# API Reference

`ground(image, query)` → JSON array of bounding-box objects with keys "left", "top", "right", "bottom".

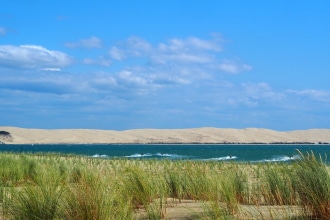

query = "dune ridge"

[{"left": 0, "top": 126, "right": 330, "bottom": 144}]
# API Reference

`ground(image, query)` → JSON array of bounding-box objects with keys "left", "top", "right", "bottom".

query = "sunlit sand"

[{"left": 1, "top": 126, "right": 330, "bottom": 144}]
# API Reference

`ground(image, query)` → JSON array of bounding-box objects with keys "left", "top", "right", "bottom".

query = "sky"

[{"left": 0, "top": 0, "right": 330, "bottom": 131}]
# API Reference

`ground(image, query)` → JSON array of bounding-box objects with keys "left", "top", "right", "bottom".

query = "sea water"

[{"left": 1, "top": 144, "right": 330, "bottom": 163}]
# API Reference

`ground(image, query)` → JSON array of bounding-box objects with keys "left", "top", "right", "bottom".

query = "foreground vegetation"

[{"left": 0, "top": 151, "right": 329, "bottom": 219}]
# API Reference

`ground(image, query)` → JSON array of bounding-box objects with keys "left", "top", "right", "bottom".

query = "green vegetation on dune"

[{"left": 0, "top": 151, "right": 329, "bottom": 219}]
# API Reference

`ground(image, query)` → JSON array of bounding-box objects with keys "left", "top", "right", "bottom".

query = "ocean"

[{"left": 1, "top": 144, "right": 330, "bottom": 163}]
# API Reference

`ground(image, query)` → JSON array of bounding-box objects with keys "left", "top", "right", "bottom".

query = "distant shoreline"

[
  {"left": 2, "top": 142, "right": 330, "bottom": 145},
  {"left": 1, "top": 126, "right": 330, "bottom": 145}
]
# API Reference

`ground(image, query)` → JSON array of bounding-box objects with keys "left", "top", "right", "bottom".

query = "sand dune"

[{"left": 0, "top": 126, "right": 330, "bottom": 144}]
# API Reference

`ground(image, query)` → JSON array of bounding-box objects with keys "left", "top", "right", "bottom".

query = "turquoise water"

[{"left": 1, "top": 144, "right": 330, "bottom": 162}]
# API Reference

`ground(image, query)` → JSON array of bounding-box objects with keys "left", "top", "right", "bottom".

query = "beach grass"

[
  {"left": 292, "top": 150, "right": 330, "bottom": 219},
  {"left": 0, "top": 151, "right": 329, "bottom": 219},
  {"left": 7, "top": 165, "right": 64, "bottom": 219}
]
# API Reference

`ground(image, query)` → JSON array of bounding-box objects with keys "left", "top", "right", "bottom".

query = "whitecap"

[
  {"left": 155, "top": 153, "right": 183, "bottom": 158},
  {"left": 125, "top": 153, "right": 152, "bottom": 158},
  {"left": 91, "top": 154, "right": 108, "bottom": 158},
  {"left": 254, "top": 154, "right": 301, "bottom": 163},
  {"left": 204, "top": 156, "right": 238, "bottom": 161},
  {"left": 156, "top": 153, "right": 190, "bottom": 159},
  {"left": 156, "top": 153, "right": 172, "bottom": 157}
]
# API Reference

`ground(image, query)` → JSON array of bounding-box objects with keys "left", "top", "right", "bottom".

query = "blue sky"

[{"left": 1, "top": 0, "right": 329, "bottom": 130}]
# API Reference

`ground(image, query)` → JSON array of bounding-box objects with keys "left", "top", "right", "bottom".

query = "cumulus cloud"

[
  {"left": 0, "top": 35, "right": 253, "bottom": 108},
  {"left": 109, "top": 37, "right": 152, "bottom": 60},
  {"left": 0, "top": 45, "right": 73, "bottom": 70},
  {"left": 109, "top": 46, "right": 126, "bottom": 60},
  {"left": 107, "top": 35, "right": 250, "bottom": 76},
  {"left": 118, "top": 70, "right": 149, "bottom": 87},
  {"left": 65, "top": 36, "right": 102, "bottom": 48},
  {"left": 126, "top": 37, "right": 152, "bottom": 55},
  {"left": 216, "top": 60, "right": 252, "bottom": 74},
  {"left": 151, "top": 37, "right": 221, "bottom": 65},
  {"left": 109, "top": 36, "right": 221, "bottom": 64},
  {"left": 158, "top": 36, "right": 222, "bottom": 52},
  {"left": 0, "top": 35, "right": 253, "bottom": 109}
]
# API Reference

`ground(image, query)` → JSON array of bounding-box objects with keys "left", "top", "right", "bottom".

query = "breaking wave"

[
  {"left": 125, "top": 153, "right": 153, "bottom": 158},
  {"left": 91, "top": 154, "right": 109, "bottom": 158},
  {"left": 89, "top": 153, "right": 302, "bottom": 163},
  {"left": 254, "top": 154, "right": 301, "bottom": 163},
  {"left": 90, "top": 152, "right": 188, "bottom": 159},
  {"left": 125, "top": 153, "right": 187, "bottom": 159},
  {"left": 204, "top": 156, "right": 238, "bottom": 161}
]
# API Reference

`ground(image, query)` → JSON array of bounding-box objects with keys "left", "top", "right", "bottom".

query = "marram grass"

[
  {"left": 0, "top": 151, "right": 329, "bottom": 219},
  {"left": 292, "top": 150, "right": 330, "bottom": 219},
  {"left": 7, "top": 165, "right": 64, "bottom": 220}
]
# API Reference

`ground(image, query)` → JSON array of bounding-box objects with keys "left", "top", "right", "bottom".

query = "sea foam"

[
  {"left": 255, "top": 154, "right": 301, "bottom": 162},
  {"left": 204, "top": 156, "right": 238, "bottom": 161}
]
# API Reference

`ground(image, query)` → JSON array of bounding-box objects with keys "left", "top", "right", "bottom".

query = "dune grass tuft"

[
  {"left": 292, "top": 150, "right": 330, "bottom": 219},
  {"left": 7, "top": 166, "right": 64, "bottom": 220},
  {"left": 0, "top": 151, "right": 329, "bottom": 219}
]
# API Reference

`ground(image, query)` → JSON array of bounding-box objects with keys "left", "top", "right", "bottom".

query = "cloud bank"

[
  {"left": 0, "top": 45, "right": 73, "bottom": 70},
  {"left": 1, "top": 35, "right": 329, "bottom": 130}
]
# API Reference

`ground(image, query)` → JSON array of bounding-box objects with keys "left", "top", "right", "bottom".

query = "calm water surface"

[{"left": 1, "top": 144, "right": 330, "bottom": 163}]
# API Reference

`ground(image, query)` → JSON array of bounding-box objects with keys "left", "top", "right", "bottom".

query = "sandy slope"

[{"left": 0, "top": 126, "right": 330, "bottom": 144}]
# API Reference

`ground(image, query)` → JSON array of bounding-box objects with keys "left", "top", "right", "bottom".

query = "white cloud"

[
  {"left": 80, "top": 37, "right": 102, "bottom": 48},
  {"left": 65, "top": 36, "right": 102, "bottom": 48},
  {"left": 90, "top": 74, "right": 117, "bottom": 89},
  {"left": 151, "top": 53, "right": 212, "bottom": 64},
  {"left": 287, "top": 89, "right": 330, "bottom": 102},
  {"left": 216, "top": 60, "right": 252, "bottom": 74},
  {"left": 0, "top": 27, "right": 6, "bottom": 35},
  {"left": 108, "top": 35, "right": 224, "bottom": 66},
  {"left": 106, "top": 35, "right": 251, "bottom": 76},
  {"left": 118, "top": 70, "right": 148, "bottom": 86},
  {"left": 151, "top": 36, "right": 222, "bottom": 65},
  {"left": 0, "top": 35, "right": 252, "bottom": 101},
  {"left": 158, "top": 36, "right": 222, "bottom": 52},
  {"left": 218, "top": 62, "right": 239, "bottom": 73},
  {"left": 0, "top": 44, "right": 73, "bottom": 69},
  {"left": 242, "top": 82, "right": 285, "bottom": 101},
  {"left": 41, "top": 68, "right": 61, "bottom": 72},
  {"left": 108, "top": 37, "right": 152, "bottom": 60},
  {"left": 109, "top": 46, "right": 126, "bottom": 60},
  {"left": 0, "top": 35, "right": 250, "bottom": 96},
  {"left": 104, "top": 35, "right": 252, "bottom": 89},
  {"left": 126, "top": 37, "right": 152, "bottom": 54}
]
